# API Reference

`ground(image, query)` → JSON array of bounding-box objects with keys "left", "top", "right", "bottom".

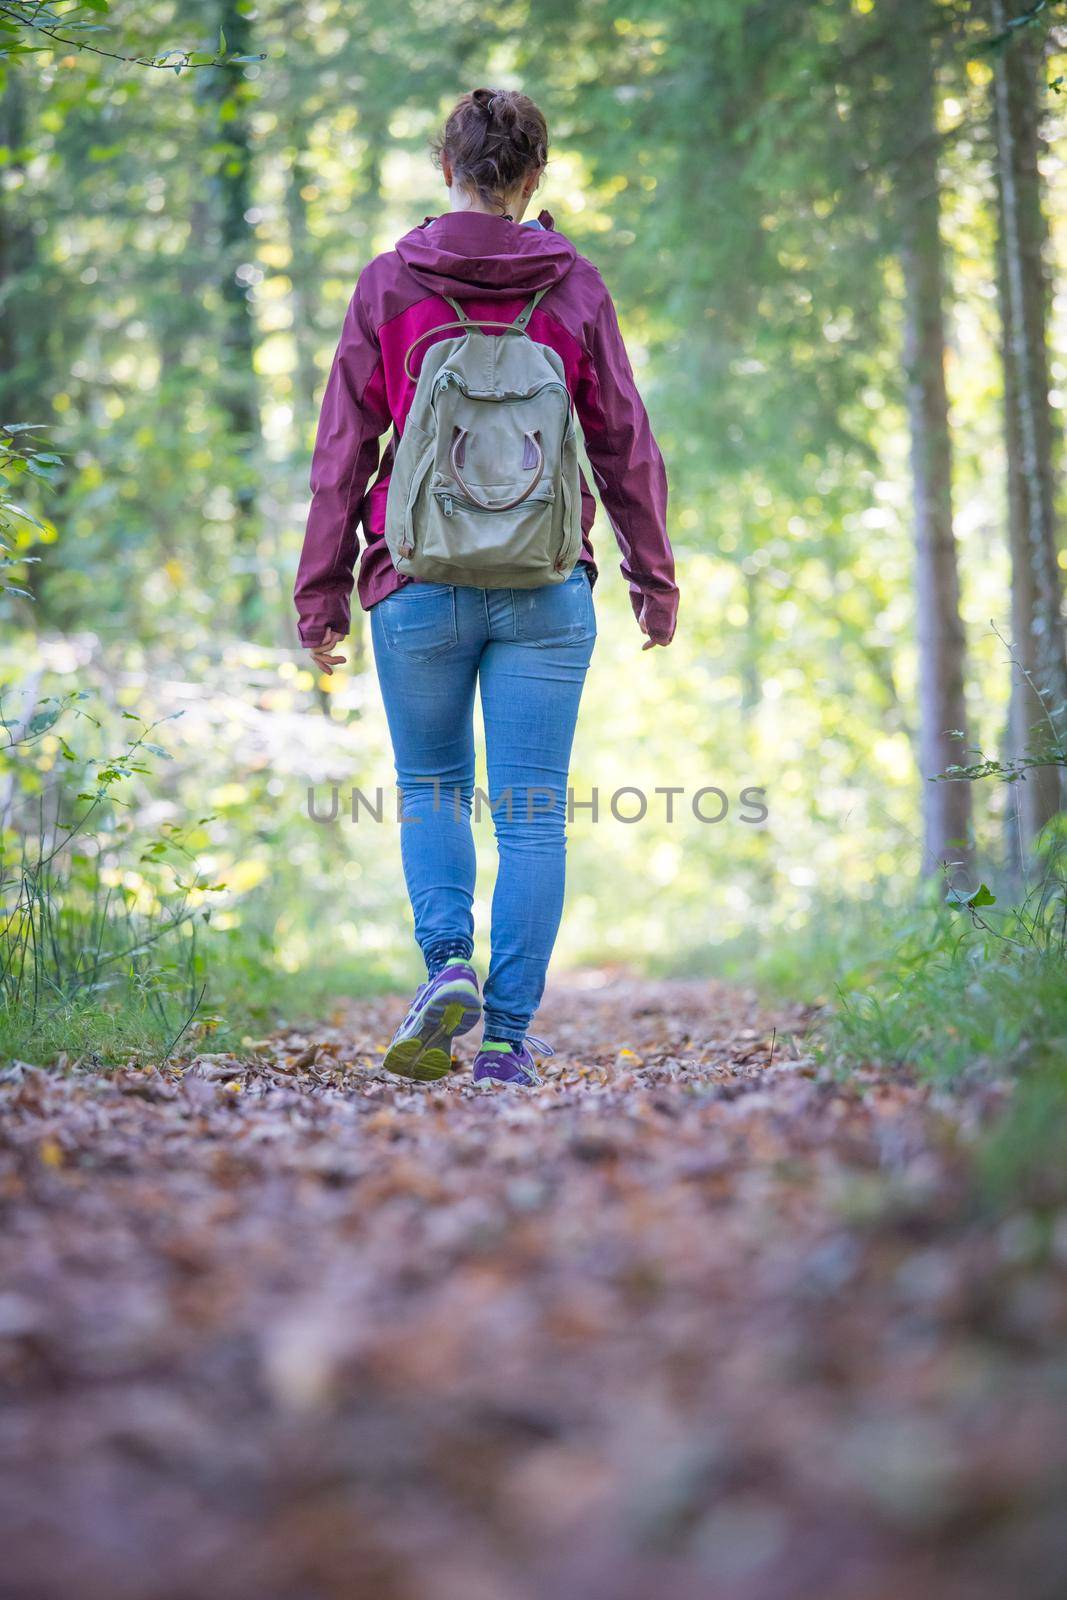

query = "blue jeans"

[{"left": 370, "top": 566, "right": 597, "bottom": 1041}]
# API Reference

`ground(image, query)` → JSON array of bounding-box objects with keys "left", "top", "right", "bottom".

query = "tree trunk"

[
  {"left": 991, "top": 0, "right": 1067, "bottom": 844},
  {"left": 0, "top": 73, "right": 52, "bottom": 437},
  {"left": 997, "top": 166, "right": 1062, "bottom": 861},
  {"left": 0, "top": 74, "right": 31, "bottom": 420},
  {"left": 284, "top": 144, "right": 323, "bottom": 429},
  {"left": 895, "top": 9, "right": 973, "bottom": 882},
  {"left": 0, "top": 73, "right": 56, "bottom": 619},
  {"left": 198, "top": 0, "right": 261, "bottom": 632}
]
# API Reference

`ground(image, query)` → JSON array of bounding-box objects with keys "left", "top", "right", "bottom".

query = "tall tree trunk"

[
  {"left": 0, "top": 74, "right": 32, "bottom": 420},
  {"left": 895, "top": 9, "right": 973, "bottom": 882},
  {"left": 0, "top": 72, "right": 53, "bottom": 430},
  {"left": 284, "top": 143, "right": 323, "bottom": 429},
  {"left": 0, "top": 73, "right": 54, "bottom": 618},
  {"left": 991, "top": 0, "right": 1067, "bottom": 844},
  {"left": 198, "top": 0, "right": 261, "bottom": 632},
  {"left": 997, "top": 167, "right": 1062, "bottom": 861}
]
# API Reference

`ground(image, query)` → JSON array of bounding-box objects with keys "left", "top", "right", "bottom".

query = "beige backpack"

[{"left": 384, "top": 288, "right": 583, "bottom": 588}]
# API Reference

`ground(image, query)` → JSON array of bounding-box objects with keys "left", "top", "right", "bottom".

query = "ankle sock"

[{"left": 424, "top": 939, "right": 474, "bottom": 980}]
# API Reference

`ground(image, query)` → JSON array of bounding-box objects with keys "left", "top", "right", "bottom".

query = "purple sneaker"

[
  {"left": 382, "top": 962, "right": 481, "bottom": 1081},
  {"left": 472, "top": 1034, "right": 554, "bottom": 1088}
]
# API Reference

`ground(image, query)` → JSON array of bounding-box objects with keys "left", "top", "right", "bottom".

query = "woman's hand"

[{"left": 309, "top": 628, "right": 346, "bottom": 675}]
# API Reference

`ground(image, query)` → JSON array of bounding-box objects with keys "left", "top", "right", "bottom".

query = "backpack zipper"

[
  {"left": 436, "top": 485, "right": 554, "bottom": 518},
  {"left": 433, "top": 373, "right": 570, "bottom": 409},
  {"left": 400, "top": 438, "right": 437, "bottom": 557}
]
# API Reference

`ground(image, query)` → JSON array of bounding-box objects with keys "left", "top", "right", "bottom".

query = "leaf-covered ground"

[{"left": 1, "top": 976, "right": 1065, "bottom": 1600}]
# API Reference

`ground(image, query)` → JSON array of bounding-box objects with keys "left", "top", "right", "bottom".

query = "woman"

[{"left": 294, "top": 87, "right": 679, "bottom": 1087}]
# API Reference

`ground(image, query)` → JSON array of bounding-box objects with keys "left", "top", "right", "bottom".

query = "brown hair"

[{"left": 430, "top": 88, "right": 548, "bottom": 213}]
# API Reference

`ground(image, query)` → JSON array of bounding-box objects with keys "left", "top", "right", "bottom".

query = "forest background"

[{"left": 2, "top": 0, "right": 1066, "bottom": 1104}]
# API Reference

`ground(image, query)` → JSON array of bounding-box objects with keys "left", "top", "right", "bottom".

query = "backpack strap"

[
  {"left": 513, "top": 284, "right": 551, "bottom": 331},
  {"left": 404, "top": 317, "right": 523, "bottom": 381},
  {"left": 442, "top": 285, "right": 550, "bottom": 332},
  {"left": 402, "top": 287, "right": 552, "bottom": 381},
  {"left": 442, "top": 294, "right": 472, "bottom": 324}
]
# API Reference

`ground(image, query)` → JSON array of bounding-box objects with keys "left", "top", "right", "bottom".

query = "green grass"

[
  {"left": 651, "top": 875, "right": 1067, "bottom": 1080},
  {"left": 202, "top": 925, "right": 409, "bottom": 1045},
  {"left": 647, "top": 890, "right": 924, "bottom": 1008},
  {"left": 0, "top": 921, "right": 411, "bottom": 1067},
  {"left": 827, "top": 935, "right": 1067, "bottom": 1078},
  {"left": 701, "top": 879, "right": 1067, "bottom": 1212},
  {"left": 0, "top": 992, "right": 187, "bottom": 1067}
]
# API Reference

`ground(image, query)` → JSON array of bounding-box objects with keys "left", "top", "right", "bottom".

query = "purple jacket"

[{"left": 294, "top": 208, "right": 678, "bottom": 647}]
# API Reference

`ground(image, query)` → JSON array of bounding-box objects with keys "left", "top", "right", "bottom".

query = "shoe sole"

[
  {"left": 382, "top": 980, "right": 481, "bottom": 1082},
  {"left": 472, "top": 1069, "right": 540, "bottom": 1089}
]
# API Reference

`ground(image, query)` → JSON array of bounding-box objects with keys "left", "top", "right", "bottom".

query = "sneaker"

[
  {"left": 382, "top": 962, "right": 482, "bottom": 1081},
  {"left": 472, "top": 1034, "right": 554, "bottom": 1088}
]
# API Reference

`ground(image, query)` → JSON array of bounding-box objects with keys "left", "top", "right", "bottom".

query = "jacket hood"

[{"left": 394, "top": 208, "right": 577, "bottom": 300}]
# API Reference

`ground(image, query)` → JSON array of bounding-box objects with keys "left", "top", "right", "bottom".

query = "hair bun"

[{"left": 432, "top": 88, "right": 549, "bottom": 211}]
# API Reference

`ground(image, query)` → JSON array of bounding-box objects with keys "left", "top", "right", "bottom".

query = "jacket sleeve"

[
  {"left": 574, "top": 274, "right": 678, "bottom": 644},
  {"left": 293, "top": 273, "right": 391, "bottom": 648}
]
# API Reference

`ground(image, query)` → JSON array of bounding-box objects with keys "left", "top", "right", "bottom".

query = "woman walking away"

[{"left": 294, "top": 87, "right": 679, "bottom": 1087}]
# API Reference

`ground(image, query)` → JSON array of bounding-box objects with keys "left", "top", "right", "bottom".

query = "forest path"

[{"left": 1, "top": 975, "right": 1063, "bottom": 1600}]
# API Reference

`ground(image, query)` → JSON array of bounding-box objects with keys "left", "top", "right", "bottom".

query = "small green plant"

[{"left": 0, "top": 692, "right": 222, "bottom": 1065}]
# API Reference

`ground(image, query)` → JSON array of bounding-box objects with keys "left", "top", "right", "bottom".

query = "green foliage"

[
  {"left": 979, "top": 1046, "right": 1067, "bottom": 1210},
  {"left": 807, "top": 870, "right": 1067, "bottom": 1210},
  {"left": 978, "top": 0, "right": 1063, "bottom": 57},
  {"left": 0, "top": 1, "right": 265, "bottom": 80},
  {"left": 0, "top": 692, "right": 218, "bottom": 1061},
  {"left": 826, "top": 906, "right": 1067, "bottom": 1078},
  {"left": 0, "top": 424, "right": 59, "bottom": 611}
]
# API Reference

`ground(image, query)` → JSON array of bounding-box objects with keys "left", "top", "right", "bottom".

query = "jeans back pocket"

[
  {"left": 379, "top": 583, "right": 458, "bottom": 661},
  {"left": 511, "top": 566, "right": 596, "bottom": 648}
]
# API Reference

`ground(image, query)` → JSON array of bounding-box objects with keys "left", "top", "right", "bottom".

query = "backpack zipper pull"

[{"left": 442, "top": 494, "right": 453, "bottom": 518}]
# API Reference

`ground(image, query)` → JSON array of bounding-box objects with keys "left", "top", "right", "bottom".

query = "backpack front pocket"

[{"left": 421, "top": 479, "right": 558, "bottom": 577}]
